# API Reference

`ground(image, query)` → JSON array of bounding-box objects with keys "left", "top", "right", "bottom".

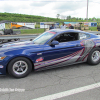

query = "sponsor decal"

[
  {"left": 34, "top": 50, "right": 82, "bottom": 69},
  {"left": 37, "top": 53, "right": 42, "bottom": 55},
  {"left": 49, "top": 31, "right": 56, "bottom": 34},
  {"left": 0, "top": 65, "right": 3, "bottom": 68},
  {"left": 36, "top": 57, "right": 43, "bottom": 62}
]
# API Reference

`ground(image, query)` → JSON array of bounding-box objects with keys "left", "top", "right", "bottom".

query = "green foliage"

[
  {"left": 1, "top": 12, "right": 100, "bottom": 23},
  {"left": 19, "top": 29, "right": 44, "bottom": 34},
  {"left": 0, "top": 12, "right": 62, "bottom": 22}
]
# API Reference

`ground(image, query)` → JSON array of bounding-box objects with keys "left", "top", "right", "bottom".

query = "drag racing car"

[{"left": 0, "top": 29, "right": 100, "bottom": 78}]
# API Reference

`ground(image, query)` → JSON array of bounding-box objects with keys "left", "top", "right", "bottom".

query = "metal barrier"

[
  {"left": 0, "top": 34, "right": 38, "bottom": 39},
  {"left": 0, "top": 34, "right": 39, "bottom": 43}
]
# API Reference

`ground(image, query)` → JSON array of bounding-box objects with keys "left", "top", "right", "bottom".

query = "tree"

[
  {"left": 56, "top": 14, "right": 60, "bottom": 19},
  {"left": 92, "top": 17, "right": 96, "bottom": 21},
  {"left": 67, "top": 16, "right": 71, "bottom": 20}
]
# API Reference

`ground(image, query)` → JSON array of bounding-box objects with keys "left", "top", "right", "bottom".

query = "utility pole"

[{"left": 86, "top": 0, "right": 89, "bottom": 22}]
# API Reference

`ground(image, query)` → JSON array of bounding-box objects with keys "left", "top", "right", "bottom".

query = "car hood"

[
  {"left": 0, "top": 41, "right": 43, "bottom": 51},
  {"left": 0, "top": 41, "right": 33, "bottom": 48}
]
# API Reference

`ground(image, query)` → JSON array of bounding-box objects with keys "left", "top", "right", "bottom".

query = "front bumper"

[
  {"left": 0, "top": 66, "right": 6, "bottom": 75},
  {"left": 0, "top": 60, "right": 8, "bottom": 75}
]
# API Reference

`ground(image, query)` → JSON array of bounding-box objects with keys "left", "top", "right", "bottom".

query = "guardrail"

[{"left": 0, "top": 34, "right": 38, "bottom": 39}]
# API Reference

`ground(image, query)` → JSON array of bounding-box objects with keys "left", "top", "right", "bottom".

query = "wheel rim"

[
  {"left": 92, "top": 50, "right": 100, "bottom": 62},
  {"left": 13, "top": 61, "right": 28, "bottom": 75}
]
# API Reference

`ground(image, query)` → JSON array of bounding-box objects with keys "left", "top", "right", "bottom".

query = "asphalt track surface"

[
  {"left": 0, "top": 38, "right": 100, "bottom": 100},
  {"left": 0, "top": 61, "right": 100, "bottom": 100}
]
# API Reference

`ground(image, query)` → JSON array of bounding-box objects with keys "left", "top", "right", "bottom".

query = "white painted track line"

[{"left": 32, "top": 82, "right": 100, "bottom": 100}]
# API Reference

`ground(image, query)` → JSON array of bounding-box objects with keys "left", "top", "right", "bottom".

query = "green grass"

[
  {"left": 17, "top": 29, "right": 45, "bottom": 34},
  {"left": 89, "top": 27, "right": 97, "bottom": 31}
]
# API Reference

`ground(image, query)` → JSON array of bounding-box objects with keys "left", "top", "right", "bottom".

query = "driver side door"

[{"left": 35, "top": 32, "right": 84, "bottom": 70}]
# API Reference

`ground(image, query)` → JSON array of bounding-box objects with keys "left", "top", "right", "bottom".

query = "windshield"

[{"left": 33, "top": 31, "right": 56, "bottom": 44}]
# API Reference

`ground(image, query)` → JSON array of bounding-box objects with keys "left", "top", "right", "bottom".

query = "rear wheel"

[
  {"left": 8, "top": 57, "right": 32, "bottom": 78},
  {"left": 87, "top": 48, "right": 100, "bottom": 65}
]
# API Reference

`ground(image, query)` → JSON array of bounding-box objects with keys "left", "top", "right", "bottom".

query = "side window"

[
  {"left": 79, "top": 33, "right": 90, "bottom": 40},
  {"left": 55, "top": 32, "right": 78, "bottom": 43}
]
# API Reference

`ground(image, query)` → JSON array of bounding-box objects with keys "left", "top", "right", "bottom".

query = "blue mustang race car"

[{"left": 0, "top": 29, "right": 100, "bottom": 78}]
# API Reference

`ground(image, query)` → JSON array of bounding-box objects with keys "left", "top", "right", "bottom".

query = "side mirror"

[{"left": 50, "top": 40, "right": 59, "bottom": 46}]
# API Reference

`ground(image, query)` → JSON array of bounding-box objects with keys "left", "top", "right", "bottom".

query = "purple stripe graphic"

[{"left": 35, "top": 50, "right": 82, "bottom": 70}]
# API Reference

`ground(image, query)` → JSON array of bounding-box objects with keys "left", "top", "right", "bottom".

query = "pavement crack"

[
  {"left": 24, "top": 82, "right": 63, "bottom": 92},
  {"left": 8, "top": 93, "right": 10, "bottom": 100},
  {"left": 42, "top": 71, "right": 62, "bottom": 85},
  {"left": 90, "top": 70, "right": 100, "bottom": 92}
]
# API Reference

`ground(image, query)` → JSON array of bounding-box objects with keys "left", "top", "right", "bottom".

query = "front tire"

[
  {"left": 8, "top": 57, "right": 32, "bottom": 78},
  {"left": 87, "top": 48, "right": 100, "bottom": 65}
]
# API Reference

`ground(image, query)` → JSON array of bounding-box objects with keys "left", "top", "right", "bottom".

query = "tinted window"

[{"left": 54, "top": 32, "right": 78, "bottom": 43}]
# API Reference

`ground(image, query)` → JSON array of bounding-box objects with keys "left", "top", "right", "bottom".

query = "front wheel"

[
  {"left": 8, "top": 57, "right": 32, "bottom": 78},
  {"left": 87, "top": 48, "right": 100, "bottom": 65}
]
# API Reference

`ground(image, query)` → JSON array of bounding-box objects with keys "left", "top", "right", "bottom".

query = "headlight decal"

[{"left": 0, "top": 57, "right": 6, "bottom": 60}]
